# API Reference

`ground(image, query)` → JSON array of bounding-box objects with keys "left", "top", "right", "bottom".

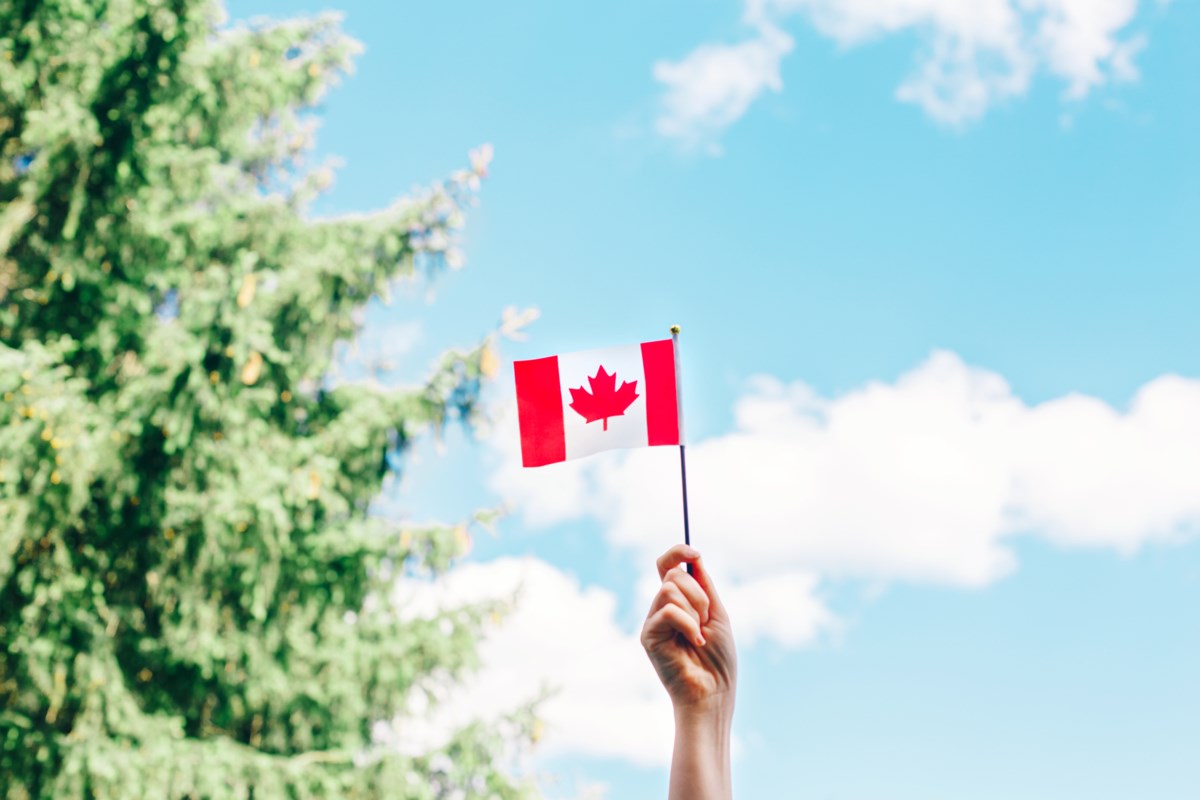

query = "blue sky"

[{"left": 227, "top": 1, "right": 1199, "bottom": 797}]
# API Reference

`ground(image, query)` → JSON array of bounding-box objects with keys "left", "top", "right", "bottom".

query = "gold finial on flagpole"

[{"left": 670, "top": 324, "right": 681, "bottom": 335}]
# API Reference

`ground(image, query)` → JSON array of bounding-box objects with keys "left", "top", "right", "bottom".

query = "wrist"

[
  {"left": 673, "top": 692, "right": 734, "bottom": 763},
  {"left": 673, "top": 691, "right": 735, "bottom": 726}
]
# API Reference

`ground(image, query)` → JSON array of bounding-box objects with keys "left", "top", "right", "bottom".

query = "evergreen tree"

[{"left": 0, "top": 2, "right": 533, "bottom": 796}]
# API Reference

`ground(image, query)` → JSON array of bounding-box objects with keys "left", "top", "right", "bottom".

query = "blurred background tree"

[{"left": 0, "top": 1, "right": 533, "bottom": 797}]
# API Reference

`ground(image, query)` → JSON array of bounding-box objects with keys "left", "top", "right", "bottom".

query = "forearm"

[{"left": 668, "top": 700, "right": 734, "bottom": 800}]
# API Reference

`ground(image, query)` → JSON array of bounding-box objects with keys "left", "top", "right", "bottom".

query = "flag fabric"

[{"left": 514, "top": 339, "right": 681, "bottom": 467}]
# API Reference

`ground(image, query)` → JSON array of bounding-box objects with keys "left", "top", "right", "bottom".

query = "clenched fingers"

[
  {"left": 648, "top": 579, "right": 704, "bottom": 630},
  {"left": 663, "top": 568, "right": 710, "bottom": 626},
  {"left": 642, "top": 602, "right": 706, "bottom": 649},
  {"left": 655, "top": 544, "right": 726, "bottom": 620}
]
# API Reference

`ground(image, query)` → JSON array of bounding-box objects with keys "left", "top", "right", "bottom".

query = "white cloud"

[
  {"left": 387, "top": 556, "right": 677, "bottom": 767},
  {"left": 721, "top": 570, "right": 837, "bottom": 647},
  {"left": 655, "top": 0, "right": 1159, "bottom": 142},
  {"left": 492, "top": 351, "right": 1200, "bottom": 599},
  {"left": 384, "top": 553, "right": 828, "bottom": 767},
  {"left": 1032, "top": 0, "right": 1142, "bottom": 97},
  {"left": 653, "top": 18, "right": 793, "bottom": 153}
]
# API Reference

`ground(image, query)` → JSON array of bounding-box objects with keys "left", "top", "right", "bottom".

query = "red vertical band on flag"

[
  {"left": 514, "top": 355, "right": 567, "bottom": 467},
  {"left": 641, "top": 339, "right": 680, "bottom": 446}
]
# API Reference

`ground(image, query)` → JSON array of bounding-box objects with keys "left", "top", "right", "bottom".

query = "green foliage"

[{"left": 0, "top": 1, "right": 531, "bottom": 797}]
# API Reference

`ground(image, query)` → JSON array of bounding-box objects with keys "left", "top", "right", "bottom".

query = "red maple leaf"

[{"left": 569, "top": 366, "right": 639, "bottom": 431}]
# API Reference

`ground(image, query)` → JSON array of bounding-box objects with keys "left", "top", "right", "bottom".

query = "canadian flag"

[{"left": 514, "top": 339, "right": 681, "bottom": 467}]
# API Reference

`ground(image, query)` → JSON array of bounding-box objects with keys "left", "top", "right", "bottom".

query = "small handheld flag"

[
  {"left": 513, "top": 339, "right": 680, "bottom": 467},
  {"left": 514, "top": 330, "right": 693, "bottom": 568}
]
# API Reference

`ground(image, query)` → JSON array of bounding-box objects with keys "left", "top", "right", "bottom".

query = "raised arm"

[{"left": 641, "top": 545, "right": 737, "bottom": 800}]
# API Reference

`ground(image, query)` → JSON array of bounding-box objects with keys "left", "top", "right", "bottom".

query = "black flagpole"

[{"left": 671, "top": 325, "right": 692, "bottom": 574}]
